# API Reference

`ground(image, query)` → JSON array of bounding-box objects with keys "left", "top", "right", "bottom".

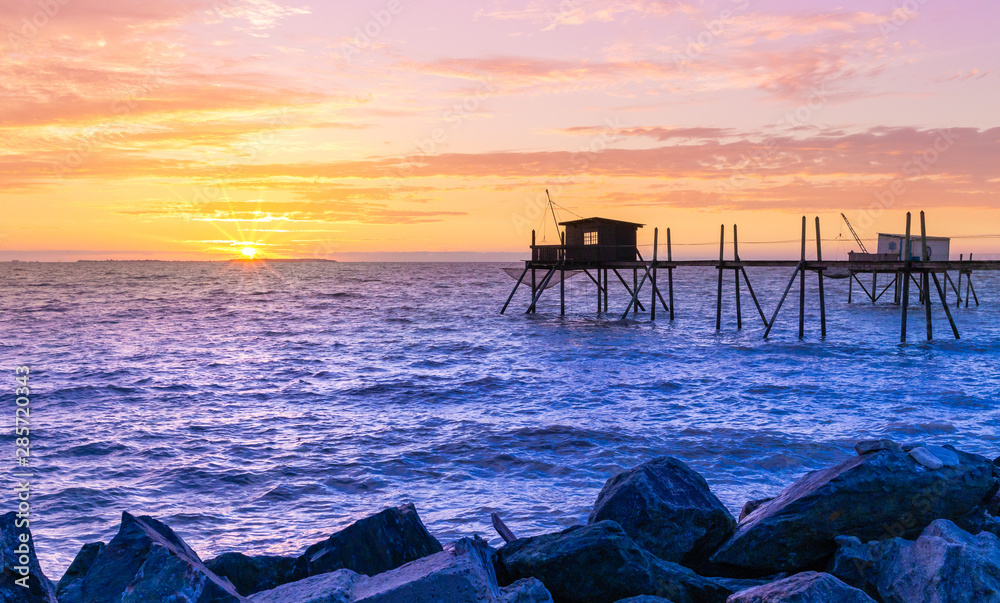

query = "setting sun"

[{"left": 241, "top": 247, "right": 257, "bottom": 259}]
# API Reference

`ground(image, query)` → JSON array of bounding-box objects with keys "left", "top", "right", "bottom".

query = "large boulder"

[
  {"left": 62, "top": 511, "right": 243, "bottom": 603},
  {"left": 55, "top": 542, "right": 105, "bottom": 602},
  {"left": 250, "top": 536, "right": 552, "bottom": 603},
  {"left": 206, "top": 553, "right": 296, "bottom": 596},
  {"left": 495, "top": 521, "right": 730, "bottom": 603},
  {"left": 710, "top": 446, "right": 998, "bottom": 574},
  {"left": 0, "top": 511, "right": 58, "bottom": 603},
  {"left": 588, "top": 457, "right": 736, "bottom": 567},
  {"left": 834, "top": 519, "right": 1000, "bottom": 603},
  {"left": 293, "top": 503, "right": 442, "bottom": 579},
  {"left": 726, "top": 571, "right": 875, "bottom": 602},
  {"left": 612, "top": 597, "right": 675, "bottom": 603}
]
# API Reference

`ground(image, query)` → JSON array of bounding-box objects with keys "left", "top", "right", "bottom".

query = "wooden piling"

[
  {"left": 560, "top": 231, "right": 566, "bottom": 316},
  {"left": 920, "top": 211, "right": 932, "bottom": 340},
  {"left": 815, "top": 217, "right": 827, "bottom": 338},
  {"left": 603, "top": 268, "right": 608, "bottom": 312},
  {"left": 798, "top": 216, "right": 806, "bottom": 339},
  {"left": 716, "top": 224, "right": 724, "bottom": 330},
  {"left": 531, "top": 230, "right": 537, "bottom": 313},
  {"left": 734, "top": 224, "right": 742, "bottom": 330},
  {"left": 667, "top": 228, "right": 675, "bottom": 320},
  {"left": 901, "top": 212, "right": 912, "bottom": 342},
  {"left": 650, "top": 229, "right": 658, "bottom": 321}
]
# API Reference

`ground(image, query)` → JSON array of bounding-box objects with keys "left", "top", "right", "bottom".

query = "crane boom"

[{"left": 840, "top": 212, "right": 869, "bottom": 254}]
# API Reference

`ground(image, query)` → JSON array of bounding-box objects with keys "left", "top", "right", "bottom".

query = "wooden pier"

[{"left": 500, "top": 211, "right": 999, "bottom": 341}]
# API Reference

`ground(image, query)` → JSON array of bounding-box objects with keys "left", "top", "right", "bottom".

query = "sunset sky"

[{"left": 2, "top": 0, "right": 998, "bottom": 260}]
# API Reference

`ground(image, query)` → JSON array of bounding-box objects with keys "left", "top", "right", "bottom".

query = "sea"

[{"left": 2, "top": 260, "right": 999, "bottom": 577}]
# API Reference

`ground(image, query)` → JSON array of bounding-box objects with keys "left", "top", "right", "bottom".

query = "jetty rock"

[
  {"left": 58, "top": 511, "right": 243, "bottom": 603},
  {"left": 250, "top": 536, "right": 552, "bottom": 603},
  {"left": 495, "top": 520, "right": 731, "bottom": 603},
  {"left": 54, "top": 541, "right": 104, "bottom": 602},
  {"left": 588, "top": 456, "right": 736, "bottom": 567},
  {"left": 206, "top": 552, "right": 297, "bottom": 597},
  {"left": 0, "top": 512, "right": 58, "bottom": 603},
  {"left": 710, "top": 444, "right": 998, "bottom": 574},
  {"left": 292, "top": 503, "right": 442, "bottom": 580},
  {"left": 726, "top": 571, "right": 875, "bottom": 603},
  {"left": 829, "top": 519, "right": 1000, "bottom": 602}
]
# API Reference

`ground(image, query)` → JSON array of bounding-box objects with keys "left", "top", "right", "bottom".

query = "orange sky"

[{"left": 2, "top": 0, "right": 999, "bottom": 261}]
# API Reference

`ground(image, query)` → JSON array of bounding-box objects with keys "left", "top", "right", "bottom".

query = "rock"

[
  {"left": 710, "top": 447, "right": 999, "bottom": 575},
  {"left": 588, "top": 457, "right": 736, "bottom": 566},
  {"left": 726, "top": 571, "right": 876, "bottom": 602},
  {"left": 293, "top": 503, "right": 442, "bottom": 579},
  {"left": 495, "top": 521, "right": 730, "bottom": 603},
  {"left": 739, "top": 499, "right": 773, "bottom": 522},
  {"left": 0, "top": 511, "right": 58, "bottom": 603},
  {"left": 872, "top": 519, "right": 1000, "bottom": 602},
  {"left": 64, "top": 511, "right": 242, "bottom": 603},
  {"left": 854, "top": 439, "right": 902, "bottom": 455},
  {"left": 909, "top": 446, "right": 944, "bottom": 469},
  {"left": 206, "top": 552, "right": 296, "bottom": 596},
  {"left": 994, "top": 455, "right": 1000, "bottom": 467},
  {"left": 251, "top": 536, "right": 552, "bottom": 603},
  {"left": 612, "top": 597, "right": 675, "bottom": 603},
  {"left": 248, "top": 570, "right": 357, "bottom": 603},
  {"left": 901, "top": 442, "right": 926, "bottom": 452},
  {"left": 55, "top": 542, "right": 105, "bottom": 602},
  {"left": 989, "top": 491, "right": 1000, "bottom": 517}
]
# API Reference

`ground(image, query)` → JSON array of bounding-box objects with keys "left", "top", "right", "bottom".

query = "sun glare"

[{"left": 241, "top": 247, "right": 257, "bottom": 259}]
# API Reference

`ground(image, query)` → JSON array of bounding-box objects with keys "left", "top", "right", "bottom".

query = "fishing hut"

[{"left": 501, "top": 199, "right": 999, "bottom": 342}]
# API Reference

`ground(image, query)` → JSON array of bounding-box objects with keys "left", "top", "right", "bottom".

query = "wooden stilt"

[
  {"left": 848, "top": 270, "right": 853, "bottom": 303},
  {"left": 815, "top": 217, "right": 826, "bottom": 338},
  {"left": 622, "top": 261, "right": 656, "bottom": 318},
  {"left": 612, "top": 268, "right": 645, "bottom": 311},
  {"left": 734, "top": 224, "right": 742, "bottom": 330},
  {"left": 667, "top": 228, "right": 675, "bottom": 321},
  {"left": 894, "top": 271, "right": 901, "bottom": 305},
  {"left": 741, "top": 267, "right": 767, "bottom": 327},
  {"left": 901, "top": 212, "right": 912, "bottom": 342},
  {"left": 764, "top": 262, "right": 802, "bottom": 339},
  {"left": 931, "top": 272, "right": 960, "bottom": 339},
  {"left": 527, "top": 266, "right": 557, "bottom": 313},
  {"left": 716, "top": 224, "right": 724, "bottom": 330},
  {"left": 530, "top": 230, "right": 537, "bottom": 313},
  {"left": 500, "top": 265, "right": 529, "bottom": 314},
  {"left": 632, "top": 267, "right": 638, "bottom": 315},
  {"left": 559, "top": 232, "right": 565, "bottom": 316},
  {"left": 798, "top": 216, "right": 806, "bottom": 339},
  {"left": 603, "top": 268, "right": 608, "bottom": 312},
  {"left": 920, "top": 211, "right": 932, "bottom": 340},
  {"left": 651, "top": 228, "right": 658, "bottom": 321},
  {"left": 872, "top": 271, "right": 877, "bottom": 305}
]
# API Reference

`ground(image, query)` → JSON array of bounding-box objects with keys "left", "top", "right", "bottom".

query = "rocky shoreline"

[{"left": 4, "top": 440, "right": 1000, "bottom": 602}]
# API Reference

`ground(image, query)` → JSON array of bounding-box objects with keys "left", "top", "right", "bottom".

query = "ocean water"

[{"left": 2, "top": 260, "right": 999, "bottom": 577}]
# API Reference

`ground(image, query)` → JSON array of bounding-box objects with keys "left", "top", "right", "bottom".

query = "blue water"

[{"left": 2, "top": 261, "right": 999, "bottom": 578}]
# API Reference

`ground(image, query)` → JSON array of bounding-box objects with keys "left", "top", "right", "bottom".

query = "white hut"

[{"left": 877, "top": 233, "right": 950, "bottom": 261}]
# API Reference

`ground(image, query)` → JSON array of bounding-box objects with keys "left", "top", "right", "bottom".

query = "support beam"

[
  {"left": 734, "top": 224, "right": 742, "bottom": 330},
  {"left": 764, "top": 262, "right": 803, "bottom": 339},
  {"left": 667, "top": 228, "right": 675, "bottom": 320},
  {"left": 527, "top": 266, "right": 557, "bottom": 313},
  {"left": 611, "top": 269, "right": 645, "bottom": 311},
  {"left": 650, "top": 228, "right": 659, "bottom": 321},
  {"left": 716, "top": 224, "right": 724, "bottom": 330},
  {"left": 920, "top": 211, "right": 932, "bottom": 340},
  {"left": 931, "top": 272, "right": 961, "bottom": 339},
  {"left": 815, "top": 217, "right": 826, "bottom": 338},
  {"left": 901, "top": 212, "right": 912, "bottom": 342},
  {"left": 798, "top": 216, "right": 806, "bottom": 339},
  {"left": 500, "top": 265, "right": 529, "bottom": 314}
]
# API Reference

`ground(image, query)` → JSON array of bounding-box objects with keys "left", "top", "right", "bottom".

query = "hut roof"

[{"left": 558, "top": 217, "right": 645, "bottom": 228}]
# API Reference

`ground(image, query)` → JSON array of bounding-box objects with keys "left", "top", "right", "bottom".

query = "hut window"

[{"left": 583, "top": 231, "right": 598, "bottom": 245}]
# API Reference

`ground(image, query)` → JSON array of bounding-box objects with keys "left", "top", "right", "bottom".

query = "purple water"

[{"left": 2, "top": 260, "right": 999, "bottom": 578}]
